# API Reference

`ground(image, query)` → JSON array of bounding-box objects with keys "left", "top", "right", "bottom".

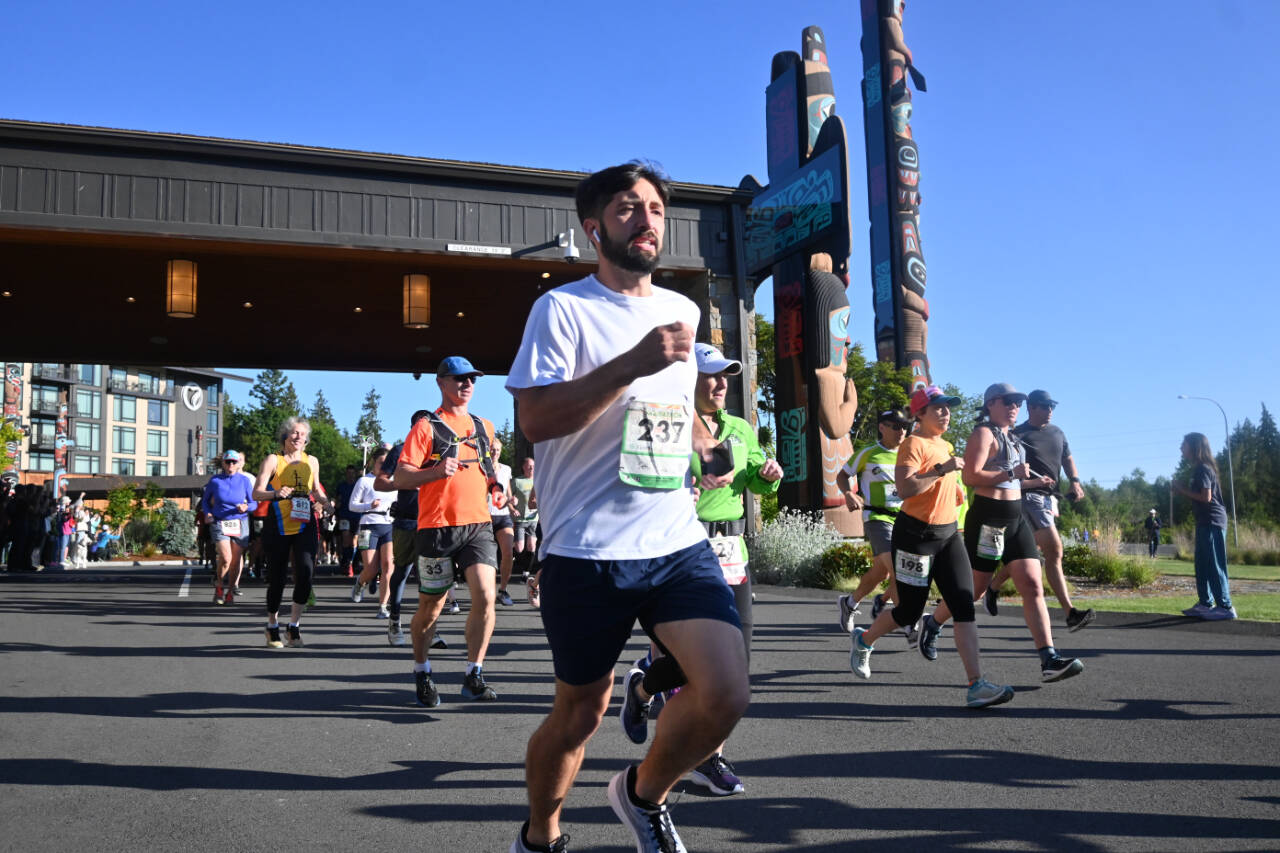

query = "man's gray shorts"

[
  {"left": 1022, "top": 491, "right": 1059, "bottom": 532},
  {"left": 865, "top": 519, "right": 894, "bottom": 556}
]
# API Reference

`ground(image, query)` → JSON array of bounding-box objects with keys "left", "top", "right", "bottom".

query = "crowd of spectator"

[{"left": 0, "top": 484, "right": 120, "bottom": 571}]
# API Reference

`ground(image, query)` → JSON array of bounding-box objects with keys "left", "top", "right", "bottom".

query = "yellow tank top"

[{"left": 268, "top": 453, "right": 316, "bottom": 535}]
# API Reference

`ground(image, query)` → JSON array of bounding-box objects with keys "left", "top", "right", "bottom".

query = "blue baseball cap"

[{"left": 436, "top": 356, "right": 484, "bottom": 378}]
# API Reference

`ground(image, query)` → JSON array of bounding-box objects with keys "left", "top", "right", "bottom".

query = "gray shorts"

[
  {"left": 1021, "top": 491, "right": 1059, "bottom": 531},
  {"left": 864, "top": 519, "right": 894, "bottom": 556}
]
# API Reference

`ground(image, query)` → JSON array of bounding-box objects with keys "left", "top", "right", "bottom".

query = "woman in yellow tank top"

[{"left": 252, "top": 416, "right": 331, "bottom": 648}]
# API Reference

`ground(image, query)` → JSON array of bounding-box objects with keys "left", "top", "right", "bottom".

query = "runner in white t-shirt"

[{"left": 506, "top": 162, "right": 748, "bottom": 853}]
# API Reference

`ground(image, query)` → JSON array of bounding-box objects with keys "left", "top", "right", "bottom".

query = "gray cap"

[{"left": 983, "top": 382, "right": 1028, "bottom": 407}]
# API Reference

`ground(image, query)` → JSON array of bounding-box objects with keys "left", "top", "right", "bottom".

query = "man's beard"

[{"left": 597, "top": 222, "right": 661, "bottom": 274}]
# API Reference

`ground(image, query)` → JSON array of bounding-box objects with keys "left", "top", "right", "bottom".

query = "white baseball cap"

[{"left": 694, "top": 343, "right": 742, "bottom": 375}]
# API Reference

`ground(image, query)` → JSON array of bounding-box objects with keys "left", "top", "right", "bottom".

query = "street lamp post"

[
  {"left": 356, "top": 434, "right": 376, "bottom": 470},
  {"left": 1177, "top": 395, "right": 1239, "bottom": 548}
]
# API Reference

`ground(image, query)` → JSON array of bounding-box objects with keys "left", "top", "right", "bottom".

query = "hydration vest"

[{"left": 423, "top": 411, "right": 497, "bottom": 482}]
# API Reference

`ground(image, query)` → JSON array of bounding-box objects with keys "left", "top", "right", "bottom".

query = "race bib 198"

[
  {"left": 417, "top": 555, "right": 453, "bottom": 594},
  {"left": 619, "top": 400, "right": 691, "bottom": 489},
  {"left": 708, "top": 534, "right": 749, "bottom": 585},
  {"left": 977, "top": 523, "right": 1006, "bottom": 560},
  {"left": 894, "top": 549, "right": 932, "bottom": 587}
]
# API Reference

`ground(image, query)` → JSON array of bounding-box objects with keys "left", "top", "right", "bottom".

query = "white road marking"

[{"left": 179, "top": 565, "right": 192, "bottom": 598}]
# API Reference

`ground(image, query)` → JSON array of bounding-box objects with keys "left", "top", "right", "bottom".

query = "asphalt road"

[{"left": 1, "top": 567, "right": 1278, "bottom": 852}]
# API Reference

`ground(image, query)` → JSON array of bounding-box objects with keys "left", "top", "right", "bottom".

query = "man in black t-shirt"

[{"left": 1007, "top": 390, "right": 1095, "bottom": 632}]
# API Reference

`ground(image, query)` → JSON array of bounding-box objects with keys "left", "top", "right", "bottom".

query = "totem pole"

[
  {"left": 2, "top": 363, "right": 22, "bottom": 479},
  {"left": 743, "top": 25, "right": 859, "bottom": 534},
  {"left": 860, "top": 0, "right": 931, "bottom": 388},
  {"left": 52, "top": 394, "right": 71, "bottom": 499}
]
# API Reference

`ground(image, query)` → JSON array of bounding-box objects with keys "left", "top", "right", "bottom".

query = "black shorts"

[
  {"left": 538, "top": 541, "right": 740, "bottom": 686},
  {"left": 414, "top": 522, "right": 498, "bottom": 594},
  {"left": 965, "top": 494, "right": 1040, "bottom": 572},
  {"left": 490, "top": 514, "right": 514, "bottom": 532}
]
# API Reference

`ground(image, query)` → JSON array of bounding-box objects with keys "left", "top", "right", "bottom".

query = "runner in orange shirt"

[{"left": 394, "top": 356, "right": 501, "bottom": 706}]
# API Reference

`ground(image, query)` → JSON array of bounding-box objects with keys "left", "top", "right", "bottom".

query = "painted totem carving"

[
  {"left": 3, "top": 363, "right": 23, "bottom": 475},
  {"left": 745, "top": 25, "right": 858, "bottom": 529},
  {"left": 861, "top": 0, "right": 931, "bottom": 388}
]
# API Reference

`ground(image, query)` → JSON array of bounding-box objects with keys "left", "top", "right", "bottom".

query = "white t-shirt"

[
  {"left": 506, "top": 275, "right": 706, "bottom": 560},
  {"left": 348, "top": 473, "right": 396, "bottom": 527},
  {"left": 488, "top": 462, "right": 512, "bottom": 517}
]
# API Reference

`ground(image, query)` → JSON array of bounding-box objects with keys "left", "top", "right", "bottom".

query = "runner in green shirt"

[
  {"left": 618, "top": 343, "right": 780, "bottom": 798},
  {"left": 835, "top": 409, "right": 913, "bottom": 635}
]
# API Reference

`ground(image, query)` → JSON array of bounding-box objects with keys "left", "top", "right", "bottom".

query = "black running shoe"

[
  {"left": 1041, "top": 655, "right": 1084, "bottom": 683},
  {"left": 430, "top": 633, "right": 449, "bottom": 650},
  {"left": 498, "top": 588, "right": 514, "bottom": 607},
  {"left": 461, "top": 671, "right": 497, "bottom": 701},
  {"left": 619, "top": 667, "right": 651, "bottom": 745},
  {"left": 918, "top": 615, "right": 941, "bottom": 662},
  {"left": 286, "top": 625, "right": 303, "bottom": 648},
  {"left": 264, "top": 625, "right": 283, "bottom": 648},
  {"left": 870, "top": 593, "right": 886, "bottom": 620},
  {"left": 510, "top": 821, "right": 570, "bottom": 853},
  {"left": 415, "top": 670, "right": 440, "bottom": 707},
  {"left": 984, "top": 585, "right": 999, "bottom": 617},
  {"left": 1066, "top": 607, "right": 1096, "bottom": 632}
]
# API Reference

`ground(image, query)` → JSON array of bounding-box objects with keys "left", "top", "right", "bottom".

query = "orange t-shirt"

[
  {"left": 399, "top": 410, "right": 495, "bottom": 530},
  {"left": 897, "top": 434, "right": 961, "bottom": 526}
]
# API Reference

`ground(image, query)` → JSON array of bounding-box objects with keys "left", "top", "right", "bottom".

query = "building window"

[
  {"left": 76, "top": 364, "right": 103, "bottom": 386},
  {"left": 147, "top": 400, "right": 169, "bottom": 426},
  {"left": 113, "top": 458, "right": 135, "bottom": 476},
  {"left": 73, "top": 455, "right": 100, "bottom": 474},
  {"left": 147, "top": 460, "right": 168, "bottom": 477},
  {"left": 75, "top": 422, "right": 102, "bottom": 453},
  {"left": 137, "top": 371, "right": 163, "bottom": 395},
  {"left": 112, "top": 426, "right": 135, "bottom": 454},
  {"left": 31, "top": 383, "right": 60, "bottom": 411},
  {"left": 109, "top": 367, "right": 127, "bottom": 388},
  {"left": 30, "top": 452, "right": 55, "bottom": 472},
  {"left": 206, "top": 383, "right": 219, "bottom": 407},
  {"left": 205, "top": 437, "right": 219, "bottom": 459},
  {"left": 75, "top": 388, "right": 102, "bottom": 420},
  {"left": 114, "top": 396, "right": 136, "bottom": 423},
  {"left": 30, "top": 418, "right": 57, "bottom": 447},
  {"left": 207, "top": 410, "right": 219, "bottom": 434},
  {"left": 146, "top": 430, "right": 168, "bottom": 457}
]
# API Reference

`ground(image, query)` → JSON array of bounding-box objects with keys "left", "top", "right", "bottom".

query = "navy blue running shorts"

[{"left": 538, "top": 540, "right": 741, "bottom": 686}]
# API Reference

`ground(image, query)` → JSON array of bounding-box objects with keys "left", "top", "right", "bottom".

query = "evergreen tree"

[
  {"left": 310, "top": 389, "right": 336, "bottom": 426},
  {"left": 355, "top": 387, "right": 383, "bottom": 447},
  {"left": 249, "top": 368, "right": 301, "bottom": 414}
]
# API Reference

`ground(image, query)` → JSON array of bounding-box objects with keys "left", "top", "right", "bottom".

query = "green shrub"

[
  {"left": 1088, "top": 554, "right": 1125, "bottom": 585},
  {"left": 123, "top": 518, "right": 154, "bottom": 552},
  {"left": 140, "top": 543, "right": 159, "bottom": 558},
  {"left": 1121, "top": 559, "right": 1157, "bottom": 588},
  {"left": 748, "top": 509, "right": 842, "bottom": 587},
  {"left": 156, "top": 500, "right": 196, "bottom": 557},
  {"left": 1062, "top": 544, "right": 1093, "bottom": 575},
  {"left": 758, "top": 491, "right": 779, "bottom": 524},
  {"left": 818, "top": 541, "right": 874, "bottom": 589}
]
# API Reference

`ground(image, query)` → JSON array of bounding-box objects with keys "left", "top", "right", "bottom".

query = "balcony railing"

[
  {"left": 28, "top": 432, "right": 59, "bottom": 451},
  {"left": 32, "top": 364, "right": 73, "bottom": 383},
  {"left": 31, "top": 399, "right": 69, "bottom": 417},
  {"left": 107, "top": 377, "right": 174, "bottom": 400}
]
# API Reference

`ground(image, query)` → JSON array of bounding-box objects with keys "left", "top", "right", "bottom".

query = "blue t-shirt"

[
  {"left": 381, "top": 443, "right": 418, "bottom": 529},
  {"left": 1189, "top": 463, "right": 1228, "bottom": 528}
]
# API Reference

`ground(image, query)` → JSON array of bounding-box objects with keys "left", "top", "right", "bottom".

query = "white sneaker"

[
  {"left": 387, "top": 621, "right": 406, "bottom": 647},
  {"left": 350, "top": 580, "right": 364, "bottom": 604},
  {"left": 837, "top": 594, "right": 859, "bottom": 633},
  {"left": 1202, "top": 605, "right": 1238, "bottom": 621},
  {"left": 850, "top": 628, "right": 874, "bottom": 679}
]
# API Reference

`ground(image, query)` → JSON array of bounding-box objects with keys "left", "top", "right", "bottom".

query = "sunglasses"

[
  {"left": 1030, "top": 402, "right": 1056, "bottom": 411},
  {"left": 995, "top": 395, "right": 1022, "bottom": 407},
  {"left": 883, "top": 422, "right": 907, "bottom": 430},
  {"left": 449, "top": 375, "right": 477, "bottom": 385}
]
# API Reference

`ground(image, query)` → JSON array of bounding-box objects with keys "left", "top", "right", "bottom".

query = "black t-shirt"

[
  {"left": 335, "top": 479, "right": 360, "bottom": 521},
  {"left": 1189, "top": 463, "right": 1228, "bottom": 528},
  {"left": 381, "top": 443, "right": 418, "bottom": 522},
  {"left": 1012, "top": 422, "right": 1071, "bottom": 494}
]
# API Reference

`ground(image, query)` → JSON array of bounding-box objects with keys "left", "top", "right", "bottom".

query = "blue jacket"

[{"left": 201, "top": 472, "right": 258, "bottom": 522}]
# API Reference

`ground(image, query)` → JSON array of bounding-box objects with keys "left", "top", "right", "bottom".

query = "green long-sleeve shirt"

[{"left": 690, "top": 408, "right": 780, "bottom": 522}]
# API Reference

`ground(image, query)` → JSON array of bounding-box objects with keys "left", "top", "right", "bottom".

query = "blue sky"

[{"left": 7, "top": 1, "right": 1278, "bottom": 489}]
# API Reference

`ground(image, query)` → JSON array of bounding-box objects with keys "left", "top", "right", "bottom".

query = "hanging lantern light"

[
  {"left": 166, "top": 260, "right": 198, "bottom": 318},
  {"left": 403, "top": 273, "right": 431, "bottom": 329}
]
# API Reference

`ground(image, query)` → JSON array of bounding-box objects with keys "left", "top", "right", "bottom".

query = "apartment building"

[{"left": 3, "top": 362, "right": 248, "bottom": 484}]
